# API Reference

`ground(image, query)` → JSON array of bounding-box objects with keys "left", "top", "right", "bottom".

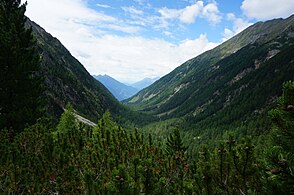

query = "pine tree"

[
  {"left": 267, "top": 81, "right": 294, "bottom": 193},
  {"left": 270, "top": 81, "right": 294, "bottom": 152},
  {"left": 0, "top": 0, "right": 42, "bottom": 134},
  {"left": 166, "top": 128, "right": 188, "bottom": 156}
]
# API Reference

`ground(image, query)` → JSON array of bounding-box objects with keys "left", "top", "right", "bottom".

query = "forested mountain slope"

[
  {"left": 29, "top": 19, "right": 155, "bottom": 125},
  {"left": 27, "top": 19, "right": 124, "bottom": 123},
  {"left": 124, "top": 15, "right": 294, "bottom": 131}
]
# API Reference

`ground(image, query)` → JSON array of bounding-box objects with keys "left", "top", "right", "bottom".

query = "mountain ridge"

[
  {"left": 27, "top": 19, "right": 133, "bottom": 124},
  {"left": 124, "top": 14, "right": 294, "bottom": 133}
]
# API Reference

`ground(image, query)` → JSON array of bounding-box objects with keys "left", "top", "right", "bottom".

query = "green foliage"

[
  {"left": 265, "top": 81, "right": 294, "bottom": 194},
  {"left": 0, "top": 109, "right": 269, "bottom": 194},
  {"left": 270, "top": 81, "right": 294, "bottom": 151},
  {"left": 0, "top": 5, "right": 293, "bottom": 193},
  {"left": 0, "top": 0, "right": 42, "bottom": 133},
  {"left": 56, "top": 103, "right": 76, "bottom": 130},
  {"left": 0, "top": 81, "right": 291, "bottom": 193},
  {"left": 166, "top": 127, "right": 187, "bottom": 155},
  {"left": 124, "top": 16, "right": 294, "bottom": 154}
]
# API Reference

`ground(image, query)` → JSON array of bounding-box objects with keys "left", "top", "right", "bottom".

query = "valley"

[
  {"left": 123, "top": 15, "right": 294, "bottom": 149},
  {"left": 0, "top": 0, "right": 293, "bottom": 194}
]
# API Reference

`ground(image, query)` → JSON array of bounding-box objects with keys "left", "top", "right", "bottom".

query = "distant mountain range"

[
  {"left": 131, "top": 77, "right": 159, "bottom": 90},
  {"left": 93, "top": 75, "right": 139, "bottom": 101},
  {"left": 94, "top": 75, "right": 158, "bottom": 101}
]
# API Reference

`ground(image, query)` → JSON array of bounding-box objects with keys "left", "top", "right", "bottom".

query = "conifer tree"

[
  {"left": 166, "top": 128, "right": 188, "bottom": 155},
  {"left": 0, "top": 0, "right": 42, "bottom": 134},
  {"left": 267, "top": 81, "right": 294, "bottom": 193}
]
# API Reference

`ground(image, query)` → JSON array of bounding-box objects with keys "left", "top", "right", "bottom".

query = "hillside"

[
  {"left": 27, "top": 19, "right": 121, "bottom": 122},
  {"left": 124, "top": 15, "right": 294, "bottom": 133},
  {"left": 26, "top": 19, "right": 154, "bottom": 125},
  {"left": 93, "top": 75, "right": 139, "bottom": 101}
]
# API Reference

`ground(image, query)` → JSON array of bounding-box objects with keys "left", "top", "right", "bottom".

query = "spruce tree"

[{"left": 0, "top": 0, "right": 42, "bottom": 134}]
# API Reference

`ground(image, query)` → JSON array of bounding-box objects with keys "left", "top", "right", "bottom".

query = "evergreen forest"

[{"left": 0, "top": 0, "right": 293, "bottom": 194}]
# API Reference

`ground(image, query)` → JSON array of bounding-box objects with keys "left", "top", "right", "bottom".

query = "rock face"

[
  {"left": 27, "top": 19, "right": 121, "bottom": 122},
  {"left": 124, "top": 15, "right": 294, "bottom": 129}
]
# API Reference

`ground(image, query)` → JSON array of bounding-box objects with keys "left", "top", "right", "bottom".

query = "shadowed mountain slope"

[{"left": 28, "top": 19, "right": 153, "bottom": 125}]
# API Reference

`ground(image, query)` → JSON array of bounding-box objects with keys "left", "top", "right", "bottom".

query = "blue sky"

[
  {"left": 24, "top": 0, "right": 294, "bottom": 83},
  {"left": 90, "top": 0, "right": 244, "bottom": 42}
]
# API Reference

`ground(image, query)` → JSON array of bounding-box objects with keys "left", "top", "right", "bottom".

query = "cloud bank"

[{"left": 241, "top": 0, "right": 294, "bottom": 20}]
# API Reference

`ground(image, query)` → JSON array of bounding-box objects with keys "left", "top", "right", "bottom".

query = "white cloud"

[
  {"left": 233, "top": 14, "right": 252, "bottom": 32},
  {"left": 179, "top": 34, "right": 219, "bottom": 59},
  {"left": 180, "top": 2, "right": 204, "bottom": 24},
  {"left": 122, "top": 6, "right": 144, "bottom": 15},
  {"left": 163, "top": 31, "right": 172, "bottom": 36},
  {"left": 24, "top": 0, "right": 116, "bottom": 38},
  {"left": 133, "top": 0, "right": 152, "bottom": 8},
  {"left": 103, "top": 24, "right": 142, "bottom": 34},
  {"left": 226, "top": 13, "right": 235, "bottom": 21},
  {"left": 229, "top": 14, "right": 252, "bottom": 33},
  {"left": 96, "top": 3, "right": 111, "bottom": 8},
  {"left": 222, "top": 13, "right": 252, "bottom": 41},
  {"left": 158, "top": 7, "right": 181, "bottom": 19},
  {"left": 241, "top": 0, "right": 294, "bottom": 20},
  {"left": 158, "top": 1, "right": 221, "bottom": 25},
  {"left": 222, "top": 28, "right": 234, "bottom": 41},
  {"left": 201, "top": 3, "right": 222, "bottom": 25},
  {"left": 25, "top": 0, "right": 145, "bottom": 36},
  {"left": 24, "top": 0, "right": 219, "bottom": 83},
  {"left": 73, "top": 34, "right": 219, "bottom": 83},
  {"left": 29, "top": 0, "right": 115, "bottom": 23},
  {"left": 158, "top": 2, "right": 203, "bottom": 24}
]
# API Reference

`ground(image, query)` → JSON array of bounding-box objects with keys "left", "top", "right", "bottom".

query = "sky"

[{"left": 22, "top": 0, "right": 294, "bottom": 83}]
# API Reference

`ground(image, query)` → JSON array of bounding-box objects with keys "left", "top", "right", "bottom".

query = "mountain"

[
  {"left": 93, "top": 75, "right": 139, "bottom": 101},
  {"left": 27, "top": 19, "right": 143, "bottom": 124},
  {"left": 28, "top": 19, "right": 120, "bottom": 122},
  {"left": 124, "top": 15, "right": 294, "bottom": 134},
  {"left": 130, "top": 77, "right": 159, "bottom": 90}
]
